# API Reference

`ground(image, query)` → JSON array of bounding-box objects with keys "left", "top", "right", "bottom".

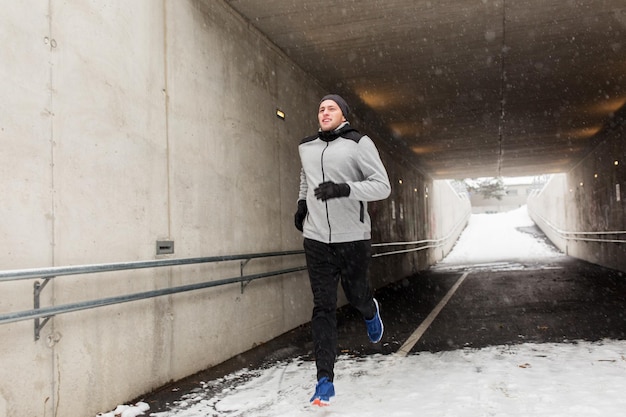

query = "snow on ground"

[
  {"left": 151, "top": 341, "right": 626, "bottom": 417},
  {"left": 101, "top": 206, "right": 626, "bottom": 417},
  {"left": 436, "top": 205, "right": 565, "bottom": 269}
]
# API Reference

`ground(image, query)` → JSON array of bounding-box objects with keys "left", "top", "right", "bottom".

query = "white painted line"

[{"left": 395, "top": 272, "right": 470, "bottom": 357}]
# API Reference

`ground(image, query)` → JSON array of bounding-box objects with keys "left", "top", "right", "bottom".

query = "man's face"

[{"left": 318, "top": 99, "right": 346, "bottom": 132}]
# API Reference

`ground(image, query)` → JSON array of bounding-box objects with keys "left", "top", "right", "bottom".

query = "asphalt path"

[{"left": 140, "top": 253, "right": 626, "bottom": 412}]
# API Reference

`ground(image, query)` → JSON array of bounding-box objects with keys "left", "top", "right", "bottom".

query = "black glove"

[
  {"left": 294, "top": 199, "right": 307, "bottom": 231},
  {"left": 314, "top": 182, "right": 350, "bottom": 201}
]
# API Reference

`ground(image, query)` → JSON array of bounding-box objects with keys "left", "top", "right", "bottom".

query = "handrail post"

[
  {"left": 240, "top": 259, "right": 251, "bottom": 294},
  {"left": 33, "top": 277, "right": 52, "bottom": 341}
]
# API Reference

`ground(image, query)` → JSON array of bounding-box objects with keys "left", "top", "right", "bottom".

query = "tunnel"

[{"left": 0, "top": 1, "right": 625, "bottom": 416}]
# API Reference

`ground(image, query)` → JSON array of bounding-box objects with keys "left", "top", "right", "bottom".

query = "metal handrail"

[
  {"left": 0, "top": 250, "right": 306, "bottom": 340},
  {"left": 0, "top": 208, "right": 471, "bottom": 339},
  {"left": 530, "top": 212, "right": 626, "bottom": 244},
  {"left": 0, "top": 266, "right": 308, "bottom": 325},
  {"left": 0, "top": 250, "right": 305, "bottom": 282},
  {"left": 372, "top": 210, "right": 471, "bottom": 257}
]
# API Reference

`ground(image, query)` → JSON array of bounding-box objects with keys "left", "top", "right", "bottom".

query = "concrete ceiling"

[{"left": 224, "top": 0, "right": 626, "bottom": 179}]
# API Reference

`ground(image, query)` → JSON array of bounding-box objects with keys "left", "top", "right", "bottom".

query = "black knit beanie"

[{"left": 320, "top": 94, "right": 350, "bottom": 118}]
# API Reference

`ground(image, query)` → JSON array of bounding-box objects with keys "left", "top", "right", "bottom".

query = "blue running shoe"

[
  {"left": 310, "top": 377, "right": 335, "bottom": 406},
  {"left": 365, "top": 298, "right": 384, "bottom": 343}
]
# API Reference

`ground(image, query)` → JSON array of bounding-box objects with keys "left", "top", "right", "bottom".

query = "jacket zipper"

[{"left": 320, "top": 142, "right": 332, "bottom": 242}]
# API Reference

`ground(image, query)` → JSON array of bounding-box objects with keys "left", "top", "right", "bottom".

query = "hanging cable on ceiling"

[{"left": 497, "top": 0, "right": 507, "bottom": 178}]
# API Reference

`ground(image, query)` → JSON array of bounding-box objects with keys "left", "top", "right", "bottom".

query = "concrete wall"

[
  {"left": 0, "top": 1, "right": 463, "bottom": 416},
  {"left": 0, "top": 2, "right": 312, "bottom": 416},
  {"left": 429, "top": 180, "right": 472, "bottom": 263},
  {"left": 369, "top": 161, "right": 432, "bottom": 286},
  {"left": 528, "top": 111, "right": 626, "bottom": 272}
]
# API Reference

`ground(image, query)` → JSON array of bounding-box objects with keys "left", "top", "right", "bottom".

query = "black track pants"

[{"left": 303, "top": 238, "right": 376, "bottom": 382}]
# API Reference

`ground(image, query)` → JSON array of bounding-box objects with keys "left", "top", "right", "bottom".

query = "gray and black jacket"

[{"left": 298, "top": 122, "right": 391, "bottom": 243}]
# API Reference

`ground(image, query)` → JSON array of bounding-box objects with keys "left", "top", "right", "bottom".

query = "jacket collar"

[{"left": 318, "top": 122, "right": 353, "bottom": 142}]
